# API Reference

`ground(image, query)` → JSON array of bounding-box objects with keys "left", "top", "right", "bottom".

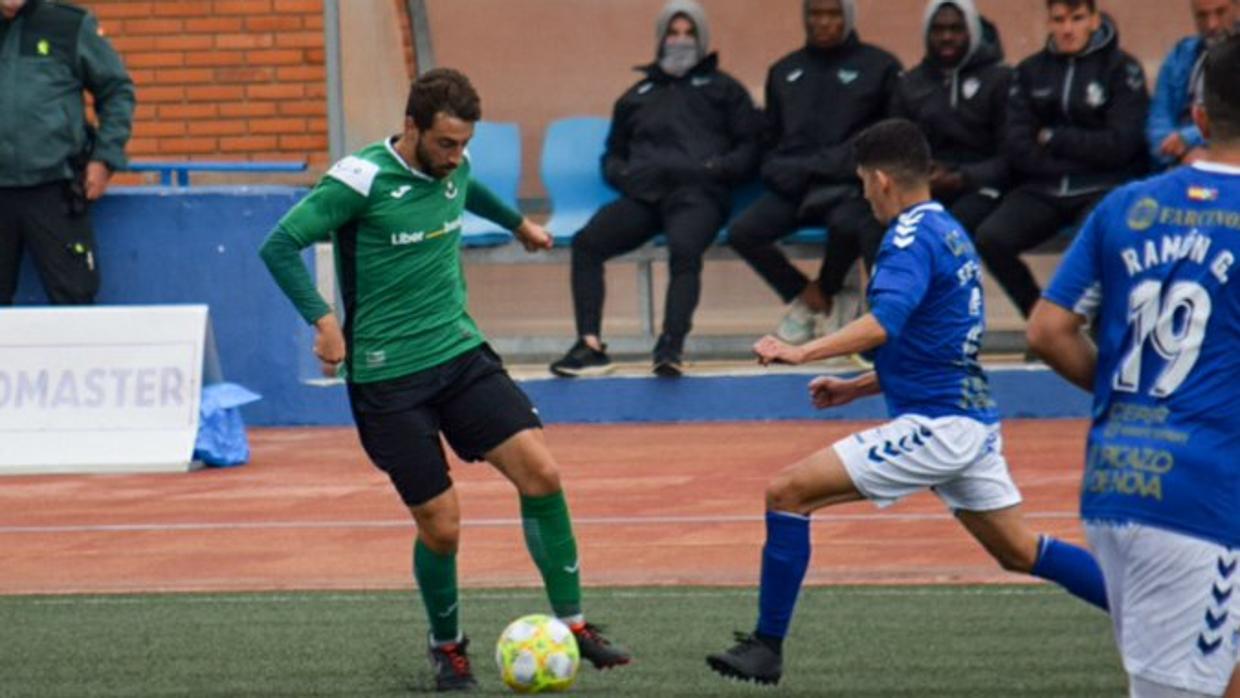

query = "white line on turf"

[
  {"left": 18, "top": 586, "right": 1060, "bottom": 606},
  {"left": 0, "top": 511, "right": 1081, "bottom": 535}
]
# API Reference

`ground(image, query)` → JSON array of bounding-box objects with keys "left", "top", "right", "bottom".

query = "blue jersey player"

[
  {"left": 707, "top": 119, "right": 1110, "bottom": 686},
  {"left": 1030, "top": 36, "right": 1240, "bottom": 698}
]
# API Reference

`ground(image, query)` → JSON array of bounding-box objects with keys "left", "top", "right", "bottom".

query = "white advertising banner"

[{"left": 0, "top": 306, "right": 207, "bottom": 475}]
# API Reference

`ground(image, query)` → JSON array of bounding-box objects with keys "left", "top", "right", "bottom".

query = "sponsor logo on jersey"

[
  {"left": 1127, "top": 197, "right": 1160, "bottom": 231},
  {"left": 1188, "top": 186, "right": 1220, "bottom": 202},
  {"left": 390, "top": 185, "right": 412, "bottom": 199},
  {"left": 962, "top": 77, "right": 981, "bottom": 101},
  {"left": 390, "top": 216, "right": 464, "bottom": 246},
  {"left": 838, "top": 69, "right": 859, "bottom": 85}
]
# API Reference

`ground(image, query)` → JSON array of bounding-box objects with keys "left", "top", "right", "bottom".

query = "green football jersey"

[{"left": 268, "top": 138, "right": 521, "bottom": 383}]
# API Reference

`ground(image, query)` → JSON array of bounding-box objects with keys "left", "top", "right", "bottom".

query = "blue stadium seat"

[
  {"left": 540, "top": 117, "right": 619, "bottom": 246},
  {"left": 463, "top": 121, "right": 521, "bottom": 248}
]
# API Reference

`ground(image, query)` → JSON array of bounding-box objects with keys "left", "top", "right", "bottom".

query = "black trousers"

[
  {"left": 0, "top": 181, "right": 99, "bottom": 305},
  {"left": 571, "top": 189, "right": 726, "bottom": 344},
  {"left": 728, "top": 191, "right": 885, "bottom": 302},
  {"left": 974, "top": 187, "right": 1104, "bottom": 318},
  {"left": 943, "top": 189, "right": 1003, "bottom": 238}
]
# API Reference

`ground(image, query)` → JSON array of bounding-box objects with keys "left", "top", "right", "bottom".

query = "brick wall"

[{"left": 79, "top": 0, "right": 330, "bottom": 184}]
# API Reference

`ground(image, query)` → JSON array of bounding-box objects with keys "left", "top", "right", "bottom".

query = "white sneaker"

[{"left": 775, "top": 299, "right": 818, "bottom": 345}]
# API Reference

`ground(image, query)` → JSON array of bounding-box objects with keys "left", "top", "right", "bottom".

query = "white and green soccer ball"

[{"left": 495, "top": 614, "right": 580, "bottom": 693}]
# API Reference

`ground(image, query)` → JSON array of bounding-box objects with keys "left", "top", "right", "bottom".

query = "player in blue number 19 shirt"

[
  {"left": 706, "top": 119, "right": 1109, "bottom": 687},
  {"left": 1030, "top": 35, "right": 1240, "bottom": 698}
]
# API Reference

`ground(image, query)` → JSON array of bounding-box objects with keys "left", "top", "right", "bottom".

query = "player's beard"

[{"left": 415, "top": 136, "right": 455, "bottom": 179}]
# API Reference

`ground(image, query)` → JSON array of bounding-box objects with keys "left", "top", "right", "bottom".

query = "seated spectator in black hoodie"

[
  {"left": 728, "top": 0, "right": 901, "bottom": 345},
  {"left": 549, "top": 0, "right": 761, "bottom": 378},
  {"left": 893, "top": 0, "right": 1012, "bottom": 234},
  {"left": 975, "top": 0, "right": 1148, "bottom": 319}
]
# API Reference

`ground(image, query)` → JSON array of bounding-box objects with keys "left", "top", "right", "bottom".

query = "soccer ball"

[{"left": 495, "top": 614, "right": 580, "bottom": 693}]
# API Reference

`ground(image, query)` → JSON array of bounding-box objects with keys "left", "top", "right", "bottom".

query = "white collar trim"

[
  {"left": 1191, "top": 161, "right": 1240, "bottom": 176},
  {"left": 384, "top": 137, "right": 434, "bottom": 181}
]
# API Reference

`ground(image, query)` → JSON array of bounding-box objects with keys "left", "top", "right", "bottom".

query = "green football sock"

[
  {"left": 520, "top": 491, "right": 583, "bottom": 618},
  {"left": 414, "top": 538, "right": 460, "bottom": 644}
]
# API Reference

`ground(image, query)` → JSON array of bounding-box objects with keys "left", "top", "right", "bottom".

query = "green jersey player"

[{"left": 260, "top": 68, "right": 630, "bottom": 692}]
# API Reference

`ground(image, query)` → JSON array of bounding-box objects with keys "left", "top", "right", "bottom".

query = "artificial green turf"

[{"left": 0, "top": 586, "right": 1125, "bottom": 697}]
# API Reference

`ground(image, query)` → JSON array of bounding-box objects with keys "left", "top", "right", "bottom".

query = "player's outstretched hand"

[
  {"left": 515, "top": 220, "right": 554, "bottom": 252},
  {"left": 754, "top": 335, "right": 804, "bottom": 366},
  {"left": 809, "top": 375, "right": 857, "bottom": 409},
  {"left": 314, "top": 313, "right": 347, "bottom": 377}
]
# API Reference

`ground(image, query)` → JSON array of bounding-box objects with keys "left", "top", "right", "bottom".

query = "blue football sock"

[
  {"left": 755, "top": 511, "right": 812, "bottom": 641},
  {"left": 1031, "top": 535, "right": 1109, "bottom": 612}
]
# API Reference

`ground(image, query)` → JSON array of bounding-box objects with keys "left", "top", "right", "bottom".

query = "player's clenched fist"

[{"left": 808, "top": 375, "right": 858, "bottom": 409}]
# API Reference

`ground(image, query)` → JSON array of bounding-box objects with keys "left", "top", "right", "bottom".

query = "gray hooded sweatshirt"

[
  {"left": 922, "top": 0, "right": 984, "bottom": 68},
  {"left": 655, "top": 0, "right": 710, "bottom": 60}
]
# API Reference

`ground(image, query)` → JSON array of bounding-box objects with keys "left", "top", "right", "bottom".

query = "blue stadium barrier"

[
  {"left": 129, "top": 160, "right": 308, "bottom": 186},
  {"left": 462, "top": 121, "right": 522, "bottom": 247}
]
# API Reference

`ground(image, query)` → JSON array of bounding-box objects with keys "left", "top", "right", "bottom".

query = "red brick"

[
  {"left": 124, "top": 52, "right": 185, "bottom": 68},
  {"left": 215, "top": 33, "right": 274, "bottom": 50},
  {"left": 133, "top": 104, "right": 159, "bottom": 119},
  {"left": 214, "top": 67, "right": 275, "bottom": 83},
  {"left": 186, "top": 85, "right": 246, "bottom": 102},
  {"left": 275, "top": 32, "right": 322, "bottom": 49},
  {"left": 245, "top": 49, "right": 304, "bottom": 66},
  {"left": 247, "top": 83, "right": 304, "bottom": 100},
  {"left": 90, "top": 3, "right": 155, "bottom": 19},
  {"left": 184, "top": 17, "right": 244, "bottom": 33},
  {"left": 184, "top": 51, "right": 246, "bottom": 67},
  {"left": 215, "top": 0, "right": 272, "bottom": 14},
  {"left": 136, "top": 85, "right": 185, "bottom": 102},
  {"left": 158, "top": 103, "right": 218, "bottom": 119},
  {"left": 249, "top": 118, "right": 306, "bottom": 134},
  {"left": 273, "top": 0, "right": 320, "bottom": 13},
  {"left": 303, "top": 14, "right": 323, "bottom": 30},
  {"left": 305, "top": 82, "right": 326, "bottom": 98},
  {"left": 306, "top": 118, "right": 327, "bottom": 133},
  {"left": 278, "top": 101, "right": 325, "bottom": 116},
  {"left": 119, "top": 18, "right": 183, "bottom": 35},
  {"left": 153, "top": 68, "right": 215, "bottom": 85},
  {"left": 220, "top": 136, "right": 280, "bottom": 153},
  {"left": 159, "top": 137, "right": 219, "bottom": 155},
  {"left": 126, "top": 137, "right": 161, "bottom": 156},
  {"left": 275, "top": 65, "right": 324, "bottom": 82},
  {"left": 279, "top": 134, "right": 327, "bottom": 150},
  {"left": 187, "top": 120, "right": 248, "bottom": 136},
  {"left": 245, "top": 16, "right": 303, "bottom": 31},
  {"left": 151, "top": 1, "right": 213, "bottom": 17},
  {"left": 303, "top": 48, "right": 325, "bottom": 64},
  {"left": 110, "top": 35, "right": 157, "bottom": 52},
  {"left": 154, "top": 35, "right": 214, "bottom": 51},
  {"left": 219, "top": 102, "right": 278, "bottom": 117},
  {"left": 134, "top": 120, "right": 187, "bottom": 137},
  {"left": 126, "top": 69, "right": 156, "bottom": 85}
]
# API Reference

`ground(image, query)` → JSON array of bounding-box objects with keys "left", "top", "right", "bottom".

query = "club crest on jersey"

[
  {"left": 1188, "top": 186, "right": 1220, "bottom": 202},
  {"left": 444, "top": 180, "right": 459, "bottom": 200},
  {"left": 838, "top": 69, "right": 859, "bottom": 85},
  {"left": 962, "top": 77, "right": 981, "bottom": 101},
  {"left": 1126, "top": 197, "right": 1160, "bottom": 231},
  {"left": 1085, "top": 81, "right": 1107, "bottom": 108}
]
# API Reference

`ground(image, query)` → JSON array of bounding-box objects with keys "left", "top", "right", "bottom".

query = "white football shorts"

[
  {"left": 832, "top": 414, "right": 1022, "bottom": 512},
  {"left": 1085, "top": 522, "right": 1239, "bottom": 697}
]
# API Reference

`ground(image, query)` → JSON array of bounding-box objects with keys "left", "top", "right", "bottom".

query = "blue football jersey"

[
  {"left": 867, "top": 202, "right": 998, "bottom": 423},
  {"left": 1044, "top": 162, "right": 1240, "bottom": 547}
]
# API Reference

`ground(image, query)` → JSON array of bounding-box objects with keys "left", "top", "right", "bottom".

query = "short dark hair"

[
  {"left": 405, "top": 68, "right": 481, "bottom": 131},
  {"left": 852, "top": 119, "right": 932, "bottom": 187},
  {"left": 1203, "top": 34, "right": 1240, "bottom": 142},
  {"left": 1046, "top": 0, "right": 1096, "bottom": 11}
]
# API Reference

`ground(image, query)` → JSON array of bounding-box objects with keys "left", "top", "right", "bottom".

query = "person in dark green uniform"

[
  {"left": 260, "top": 68, "right": 631, "bottom": 692},
  {"left": 0, "top": 0, "right": 134, "bottom": 305}
]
